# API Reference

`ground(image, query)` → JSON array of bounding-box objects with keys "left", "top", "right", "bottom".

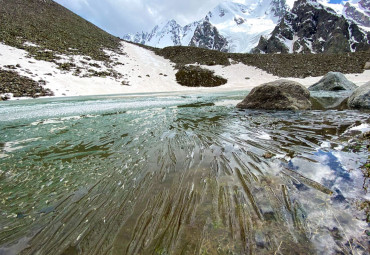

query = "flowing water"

[{"left": 0, "top": 91, "right": 369, "bottom": 255}]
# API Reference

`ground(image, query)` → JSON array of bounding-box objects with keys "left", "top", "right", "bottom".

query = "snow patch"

[
  {"left": 1, "top": 41, "right": 369, "bottom": 99},
  {"left": 349, "top": 123, "right": 370, "bottom": 133},
  {"left": 23, "top": 41, "right": 39, "bottom": 47}
]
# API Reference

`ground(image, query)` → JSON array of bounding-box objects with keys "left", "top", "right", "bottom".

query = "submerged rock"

[
  {"left": 308, "top": 72, "right": 358, "bottom": 91},
  {"left": 348, "top": 81, "right": 370, "bottom": 109},
  {"left": 309, "top": 90, "right": 352, "bottom": 110},
  {"left": 310, "top": 96, "right": 349, "bottom": 110},
  {"left": 236, "top": 79, "right": 311, "bottom": 110}
]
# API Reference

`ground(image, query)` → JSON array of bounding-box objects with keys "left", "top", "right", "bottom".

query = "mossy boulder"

[
  {"left": 175, "top": 66, "right": 227, "bottom": 87},
  {"left": 237, "top": 79, "right": 311, "bottom": 110}
]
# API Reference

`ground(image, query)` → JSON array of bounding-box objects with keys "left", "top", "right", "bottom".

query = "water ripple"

[{"left": 0, "top": 92, "right": 369, "bottom": 255}]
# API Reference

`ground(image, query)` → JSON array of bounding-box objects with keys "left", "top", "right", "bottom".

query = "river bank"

[{"left": 1, "top": 41, "right": 370, "bottom": 100}]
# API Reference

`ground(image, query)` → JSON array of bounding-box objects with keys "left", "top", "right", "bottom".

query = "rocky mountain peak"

[
  {"left": 123, "top": 0, "right": 369, "bottom": 54},
  {"left": 343, "top": 1, "right": 370, "bottom": 28},
  {"left": 270, "top": 0, "right": 289, "bottom": 18},
  {"left": 359, "top": 0, "right": 370, "bottom": 11},
  {"left": 189, "top": 20, "right": 229, "bottom": 52},
  {"left": 253, "top": 0, "right": 370, "bottom": 53}
]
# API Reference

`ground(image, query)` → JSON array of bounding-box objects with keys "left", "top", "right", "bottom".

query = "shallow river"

[{"left": 0, "top": 91, "right": 369, "bottom": 255}]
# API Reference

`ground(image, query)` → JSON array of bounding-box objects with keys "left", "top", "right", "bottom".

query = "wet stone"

[{"left": 237, "top": 79, "right": 311, "bottom": 110}]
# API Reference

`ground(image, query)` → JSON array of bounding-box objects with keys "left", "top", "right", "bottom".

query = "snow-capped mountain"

[
  {"left": 122, "top": 19, "right": 199, "bottom": 48},
  {"left": 343, "top": 0, "right": 370, "bottom": 29},
  {"left": 318, "top": 0, "right": 370, "bottom": 30},
  {"left": 203, "top": 0, "right": 289, "bottom": 52},
  {"left": 253, "top": 0, "right": 370, "bottom": 53},
  {"left": 123, "top": 0, "right": 289, "bottom": 52},
  {"left": 123, "top": 0, "right": 370, "bottom": 53}
]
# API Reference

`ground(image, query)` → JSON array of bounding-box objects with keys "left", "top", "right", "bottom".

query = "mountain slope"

[
  {"left": 1, "top": 0, "right": 369, "bottom": 101},
  {"left": 252, "top": 0, "right": 370, "bottom": 53},
  {"left": 0, "top": 0, "right": 120, "bottom": 61}
]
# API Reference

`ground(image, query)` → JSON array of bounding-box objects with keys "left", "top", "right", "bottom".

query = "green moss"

[
  {"left": 89, "top": 63, "right": 101, "bottom": 68},
  {"left": 156, "top": 46, "right": 230, "bottom": 66},
  {"left": 175, "top": 65, "right": 227, "bottom": 87},
  {"left": 357, "top": 200, "right": 370, "bottom": 222},
  {"left": 229, "top": 52, "right": 370, "bottom": 78},
  {"left": 57, "top": 62, "right": 76, "bottom": 71},
  {"left": 0, "top": 68, "right": 53, "bottom": 98}
]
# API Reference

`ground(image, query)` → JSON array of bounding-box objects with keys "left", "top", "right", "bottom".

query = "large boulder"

[
  {"left": 236, "top": 79, "right": 311, "bottom": 110},
  {"left": 308, "top": 72, "right": 358, "bottom": 91},
  {"left": 348, "top": 81, "right": 370, "bottom": 109}
]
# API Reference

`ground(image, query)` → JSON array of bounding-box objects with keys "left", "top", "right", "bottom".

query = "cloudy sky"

[{"left": 54, "top": 0, "right": 346, "bottom": 36}]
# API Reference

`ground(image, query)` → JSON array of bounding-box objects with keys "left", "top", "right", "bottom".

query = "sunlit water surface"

[{"left": 0, "top": 91, "right": 369, "bottom": 255}]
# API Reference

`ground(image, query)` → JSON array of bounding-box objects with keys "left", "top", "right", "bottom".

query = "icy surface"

[{"left": 0, "top": 92, "right": 369, "bottom": 254}]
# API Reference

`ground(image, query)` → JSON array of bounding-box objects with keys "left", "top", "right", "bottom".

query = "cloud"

[
  {"left": 54, "top": 0, "right": 345, "bottom": 37},
  {"left": 54, "top": 0, "right": 227, "bottom": 36}
]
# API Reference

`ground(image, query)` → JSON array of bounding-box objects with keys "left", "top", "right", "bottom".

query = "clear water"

[{"left": 0, "top": 91, "right": 369, "bottom": 255}]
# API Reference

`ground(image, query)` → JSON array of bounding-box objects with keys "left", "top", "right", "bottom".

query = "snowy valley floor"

[{"left": 0, "top": 41, "right": 369, "bottom": 99}]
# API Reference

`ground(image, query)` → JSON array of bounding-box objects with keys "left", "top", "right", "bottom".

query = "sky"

[{"left": 54, "top": 0, "right": 348, "bottom": 36}]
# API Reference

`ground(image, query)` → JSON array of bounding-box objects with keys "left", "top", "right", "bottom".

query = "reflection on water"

[{"left": 0, "top": 92, "right": 369, "bottom": 255}]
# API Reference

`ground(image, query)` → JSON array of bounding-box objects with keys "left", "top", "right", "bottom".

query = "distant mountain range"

[{"left": 123, "top": 0, "right": 370, "bottom": 53}]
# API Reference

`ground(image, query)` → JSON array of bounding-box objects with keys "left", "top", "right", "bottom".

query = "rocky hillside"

[
  {"left": 253, "top": 0, "right": 370, "bottom": 53},
  {"left": 0, "top": 0, "right": 369, "bottom": 100},
  {"left": 0, "top": 0, "right": 121, "bottom": 61},
  {"left": 152, "top": 44, "right": 370, "bottom": 78}
]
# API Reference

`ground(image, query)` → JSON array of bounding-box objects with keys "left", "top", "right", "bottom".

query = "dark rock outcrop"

[
  {"left": 348, "top": 81, "right": 370, "bottom": 109},
  {"left": 308, "top": 72, "right": 358, "bottom": 91},
  {"left": 189, "top": 20, "right": 229, "bottom": 52},
  {"left": 175, "top": 65, "right": 227, "bottom": 87},
  {"left": 236, "top": 79, "right": 311, "bottom": 110},
  {"left": 253, "top": 0, "right": 370, "bottom": 54},
  {"left": 268, "top": 0, "right": 289, "bottom": 19}
]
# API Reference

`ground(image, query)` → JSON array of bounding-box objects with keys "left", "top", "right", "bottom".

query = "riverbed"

[{"left": 0, "top": 91, "right": 369, "bottom": 255}]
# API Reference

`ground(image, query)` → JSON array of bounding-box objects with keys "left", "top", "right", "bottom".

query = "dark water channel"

[{"left": 0, "top": 91, "right": 369, "bottom": 254}]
